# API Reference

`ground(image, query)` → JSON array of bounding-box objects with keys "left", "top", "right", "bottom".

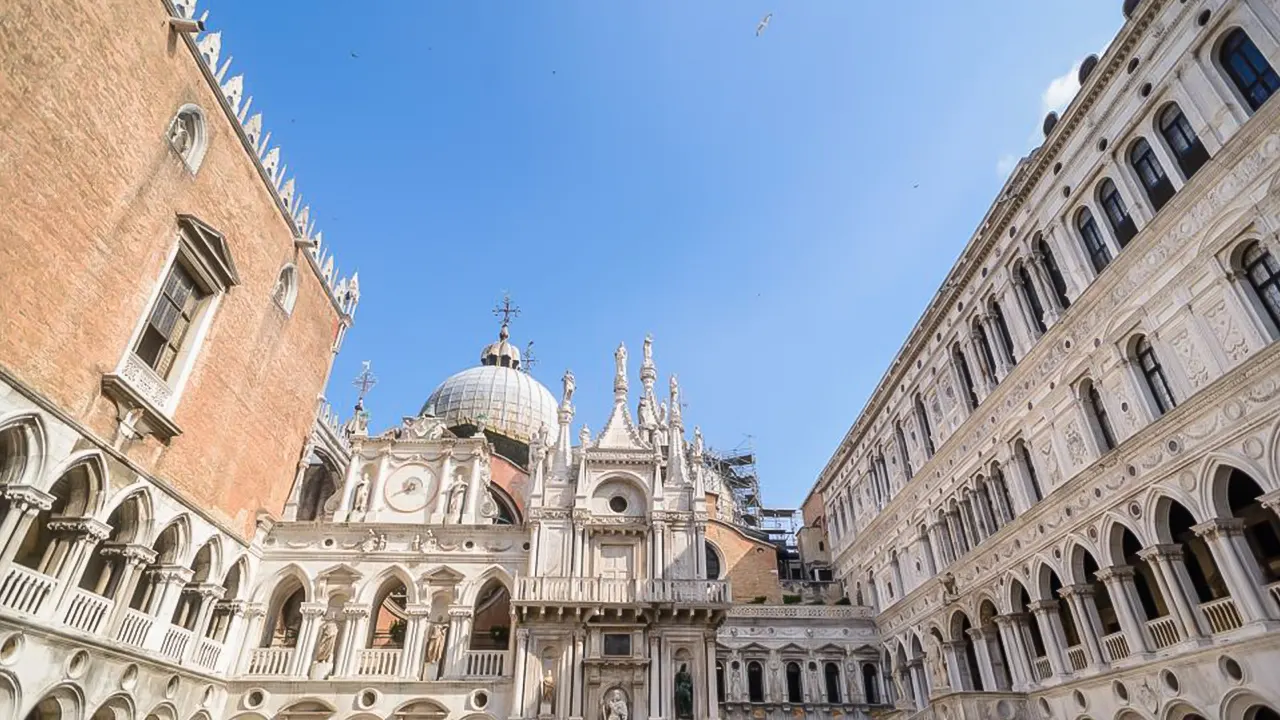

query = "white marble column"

[
  {"left": 290, "top": 602, "right": 329, "bottom": 677},
  {"left": 1059, "top": 585, "right": 1105, "bottom": 670},
  {"left": 649, "top": 633, "right": 663, "bottom": 720},
  {"left": 443, "top": 606, "right": 473, "bottom": 679},
  {"left": 704, "top": 635, "right": 720, "bottom": 720},
  {"left": 1029, "top": 601, "right": 1069, "bottom": 679},
  {"left": 1138, "top": 544, "right": 1207, "bottom": 639},
  {"left": 336, "top": 604, "right": 370, "bottom": 678},
  {"left": 512, "top": 628, "right": 532, "bottom": 719},
  {"left": 1096, "top": 565, "right": 1153, "bottom": 657},
  {"left": 993, "top": 615, "right": 1031, "bottom": 690},
  {"left": 570, "top": 630, "right": 586, "bottom": 720},
  {"left": 965, "top": 627, "right": 997, "bottom": 690},
  {"left": 0, "top": 486, "right": 53, "bottom": 570},
  {"left": 401, "top": 605, "right": 432, "bottom": 680},
  {"left": 1193, "top": 518, "right": 1273, "bottom": 623}
]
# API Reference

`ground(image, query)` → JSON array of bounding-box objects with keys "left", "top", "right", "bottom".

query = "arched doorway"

[{"left": 1221, "top": 468, "right": 1280, "bottom": 591}]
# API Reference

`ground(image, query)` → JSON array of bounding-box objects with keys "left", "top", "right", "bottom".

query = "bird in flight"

[{"left": 756, "top": 13, "right": 772, "bottom": 37}]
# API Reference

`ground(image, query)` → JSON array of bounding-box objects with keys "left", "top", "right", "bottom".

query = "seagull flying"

[{"left": 756, "top": 13, "right": 772, "bottom": 37}]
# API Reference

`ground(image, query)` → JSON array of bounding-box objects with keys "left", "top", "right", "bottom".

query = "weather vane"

[
  {"left": 524, "top": 341, "right": 537, "bottom": 373},
  {"left": 352, "top": 360, "right": 378, "bottom": 407},
  {"left": 493, "top": 293, "right": 521, "bottom": 328}
]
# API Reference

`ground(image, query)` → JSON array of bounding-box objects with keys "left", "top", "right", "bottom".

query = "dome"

[{"left": 420, "top": 321, "right": 557, "bottom": 443}]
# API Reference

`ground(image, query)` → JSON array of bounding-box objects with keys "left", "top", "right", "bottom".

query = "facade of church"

[
  {"left": 7, "top": 0, "right": 1280, "bottom": 719},
  {"left": 806, "top": 0, "right": 1280, "bottom": 719}
]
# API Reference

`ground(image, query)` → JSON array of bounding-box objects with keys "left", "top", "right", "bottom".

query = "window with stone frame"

[
  {"left": 1241, "top": 240, "right": 1280, "bottom": 336},
  {"left": 1157, "top": 103, "right": 1209, "bottom": 179},
  {"left": 1219, "top": 28, "right": 1280, "bottom": 113},
  {"left": 1129, "top": 138, "right": 1175, "bottom": 212},
  {"left": 1132, "top": 335, "right": 1176, "bottom": 416},
  {"left": 1081, "top": 379, "right": 1117, "bottom": 452},
  {"left": 1076, "top": 207, "right": 1112, "bottom": 275},
  {"left": 135, "top": 261, "right": 208, "bottom": 379}
]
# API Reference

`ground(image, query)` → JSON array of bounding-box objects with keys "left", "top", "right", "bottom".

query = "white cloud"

[
  {"left": 995, "top": 154, "right": 1020, "bottom": 179},
  {"left": 1041, "top": 62, "right": 1082, "bottom": 115}
]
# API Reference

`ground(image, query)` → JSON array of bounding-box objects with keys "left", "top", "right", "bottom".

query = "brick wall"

[
  {"left": 707, "top": 520, "right": 781, "bottom": 604},
  {"left": 0, "top": 0, "right": 342, "bottom": 538}
]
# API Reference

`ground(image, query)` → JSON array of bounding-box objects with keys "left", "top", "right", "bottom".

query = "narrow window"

[
  {"left": 1219, "top": 29, "right": 1280, "bottom": 112},
  {"left": 953, "top": 344, "right": 979, "bottom": 411},
  {"left": 973, "top": 321, "right": 999, "bottom": 381},
  {"left": 1036, "top": 238, "right": 1072, "bottom": 309},
  {"left": 705, "top": 541, "right": 722, "bottom": 580},
  {"left": 1084, "top": 381, "right": 1117, "bottom": 452},
  {"left": 1129, "top": 139, "right": 1175, "bottom": 211},
  {"left": 1098, "top": 179, "right": 1137, "bottom": 247},
  {"left": 1077, "top": 208, "right": 1112, "bottom": 274},
  {"left": 990, "top": 302, "right": 1018, "bottom": 364},
  {"left": 824, "top": 662, "right": 842, "bottom": 703},
  {"left": 874, "top": 454, "right": 890, "bottom": 504},
  {"left": 1134, "top": 336, "right": 1177, "bottom": 415},
  {"left": 1017, "top": 441, "right": 1043, "bottom": 503},
  {"left": 894, "top": 421, "right": 913, "bottom": 477},
  {"left": 1016, "top": 264, "right": 1048, "bottom": 335},
  {"left": 135, "top": 262, "right": 208, "bottom": 379},
  {"left": 913, "top": 394, "right": 935, "bottom": 456},
  {"left": 1158, "top": 104, "right": 1209, "bottom": 179},
  {"left": 716, "top": 662, "right": 726, "bottom": 703},
  {"left": 786, "top": 661, "right": 804, "bottom": 703},
  {"left": 1243, "top": 241, "right": 1280, "bottom": 331},
  {"left": 603, "top": 633, "right": 632, "bottom": 656},
  {"left": 748, "top": 661, "right": 765, "bottom": 702}
]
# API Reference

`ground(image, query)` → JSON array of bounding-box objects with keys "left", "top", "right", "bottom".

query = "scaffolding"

[{"left": 703, "top": 437, "right": 762, "bottom": 527}]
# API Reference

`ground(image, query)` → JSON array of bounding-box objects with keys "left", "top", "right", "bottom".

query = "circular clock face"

[{"left": 384, "top": 471, "right": 435, "bottom": 512}]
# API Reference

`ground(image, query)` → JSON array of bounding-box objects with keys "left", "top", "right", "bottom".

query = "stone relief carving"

[
  {"left": 1204, "top": 297, "right": 1251, "bottom": 364},
  {"left": 1169, "top": 329, "right": 1210, "bottom": 389}
]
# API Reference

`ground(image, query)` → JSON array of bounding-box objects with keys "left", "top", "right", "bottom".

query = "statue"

[
  {"left": 643, "top": 334, "right": 654, "bottom": 366},
  {"left": 603, "top": 688, "right": 629, "bottom": 720},
  {"left": 541, "top": 668, "right": 556, "bottom": 712},
  {"left": 359, "top": 529, "right": 380, "bottom": 553},
  {"left": 940, "top": 572, "right": 957, "bottom": 597},
  {"left": 729, "top": 664, "right": 743, "bottom": 700},
  {"left": 674, "top": 663, "right": 694, "bottom": 719},
  {"left": 927, "top": 642, "right": 947, "bottom": 688},
  {"left": 562, "top": 369, "right": 576, "bottom": 406},
  {"left": 424, "top": 619, "right": 447, "bottom": 664},
  {"left": 893, "top": 670, "right": 906, "bottom": 703},
  {"left": 446, "top": 476, "right": 467, "bottom": 521},
  {"left": 693, "top": 426, "right": 704, "bottom": 456},
  {"left": 313, "top": 618, "right": 338, "bottom": 663},
  {"left": 614, "top": 343, "right": 628, "bottom": 378},
  {"left": 351, "top": 479, "right": 369, "bottom": 513},
  {"left": 168, "top": 115, "right": 192, "bottom": 154},
  {"left": 579, "top": 424, "right": 591, "bottom": 449}
]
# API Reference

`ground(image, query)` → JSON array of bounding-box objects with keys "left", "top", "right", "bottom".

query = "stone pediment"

[
  {"left": 316, "top": 563, "right": 363, "bottom": 586},
  {"left": 595, "top": 399, "right": 647, "bottom": 451},
  {"left": 420, "top": 565, "right": 465, "bottom": 586},
  {"left": 176, "top": 213, "right": 240, "bottom": 290}
]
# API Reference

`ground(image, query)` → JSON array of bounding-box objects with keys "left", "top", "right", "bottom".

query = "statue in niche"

[
  {"left": 540, "top": 668, "right": 556, "bottom": 713},
  {"left": 351, "top": 479, "right": 369, "bottom": 514},
  {"left": 603, "top": 688, "right": 629, "bottom": 720},
  {"left": 674, "top": 664, "right": 694, "bottom": 718},
  {"left": 313, "top": 617, "right": 338, "bottom": 663},
  {"left": 893, "top": 670, "right": 907, "bottom": 703},
  {"left": 446, "top": 476, "right": 467, "bottom": 522},
  {"left": 168, "top": 113, "right": 193, "bottom": 155},
  {"left": 424, "top": 618, "right": 447, "bottom": 665},
  {"left": 729, "top": 663, "right": 743, "bottom": 700}
]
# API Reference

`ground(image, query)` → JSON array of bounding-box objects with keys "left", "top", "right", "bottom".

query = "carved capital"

[
  {"left": 300, "top": 602, "right": 329, "bottom": 617},
  {"left": 1028, "top": 599, "right": 1061, "bottom": 614},
  {"left": 185, "top": 582, "right": 227, "bottom": 601},
  {"left": 1057, "top": 583, "right": 1095, "bottom": 599},
  {"left": 100, "top": 542, "right": 158, "bottom": 567},
  {"left": 1137, "top": 543, "right": 1184, "bottom": 563},
  {"left": 1095, "top": 565, "right": 1136, "bottom": 583},
  {"left": 146, "top": 565, "right": 194, "bottom": 586},
  {"left": 243, "top": 602, "right": 268, "bottom": 619},
  {"left": 216, "top": 599, "right": 248, "bottom": 616},
  {"left": 1192, "top": 517, "right": 1246, "bottom": 540},
  {"left": 342, "top": 603, "right": 370, "bottom": 619},
  {"left": 1, "top": 485, "right": 55, "bottom": 513}
]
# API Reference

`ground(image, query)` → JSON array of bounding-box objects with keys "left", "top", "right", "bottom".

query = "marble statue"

[
  {"left": 169, "top": 115, "right": 192, "bottom": 154},
  {"left": 674, "top": 664, "right": 694, "bottom": 719},
  {"left": 603, "top": 688, "right": 629, "bottom": 720},
  {"left": 447, "top": 478, "right": 466, "bottom": 520},
  {"left": 643, "top": 334, "right": 654, "bottom": 366},
  {"left": 730, "top": 663, "right": 743, "bottom": 699},
  {"left": 614, "top": 343, "right": 627, "bottom": 378},
  {"left": 351, "top": 479, "right": 369, "bottom": 513},
  {"left": 313, "top": 618, "right": 338, "bottom": 663},
  {"left": 424, "top": 620, "right": 447, "bottom": 664},
  {"left": 562, "top": 369, "right": 575, "bottom": 405},
  {"left": 541, "top": 669, "right": 556, "bottom": 712}
]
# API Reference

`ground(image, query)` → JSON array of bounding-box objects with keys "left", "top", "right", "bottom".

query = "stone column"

[
  {"left": 908, "top": 659, "right": 926, "bottom": 710},
  {"left": 1095, "top": 566, "right": 1153, "bottom": 657},
  {"left": 401, "top": 604, "right": 432, "bottom": 680},
  {"left": 512, "top": 628, "right": 531, "bottom": 719},
  {"left": 184, "top": 584, "right": 226, "bottom": 661},
  {"left": 1138, "top": 544, "right": 1207, "bottom": 639},
  {"left": 993, "top": 615, "right": 1029, "bottom": 691},
  {"left": 215, "top": 600, "right": 248, "bottom": 673},
  {"left": 1028, "top": 601, "right": 1069, "bottom": 678},
  {"left": 143, "top": 566, "right": 194, "bottom": 649},
  {"left": 1028, "top": 251, "right": 1063, "bottom": 321},
  {"left": 234, "top": 604, "right": 268, "bottom": 675},
  {"left": 291, "top": 602, "right": 329, "bottom": 677},
  {"left": 1193, "top": 518, "right": 1273, "bottom": 623},
  {"left": 649, "top": 633, "right": 663, "bottom": 719},
  {"left": 570, "top": 630, "right": 586, "bottom": 720},
  {"left": 965, "top": 627, "right": 998, "bottom": 691},
  {"left": 45, "top": 518, "right": 111, "bottom": 616},
  {"left": 938, "top": 640, "right": 964, "bottom": 690},
  {"left": 704, "top": 635, "right": 721, "bottom": 719},
  {"left": 99, "top": 544, "right": 156, "bottom": 637},
  {"left": 1058, "top": 585, "right": 1105, "bottom": 670},
  {"left": 694, "top": 521, "right": 707, "bottom": 578},
  {"left": 443, "top": 605, "right": 473, "bottom": 679},
  {"left": 981, "top": 314, "right": 1012, "bottom": 376},
  {"left": 0, "top": 486, "right": 53, "bottom": 570},
  {"left": 336, "top": 604, "right": 370, "bottom": 678}
]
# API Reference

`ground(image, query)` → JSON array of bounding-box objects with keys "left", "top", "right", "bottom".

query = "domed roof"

[{"left": 420, "top": 323, "right": 558, "bottom": 443}]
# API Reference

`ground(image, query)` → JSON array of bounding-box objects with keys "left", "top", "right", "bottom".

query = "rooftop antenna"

[
  {"left": 523, "top": 341, "right": 537, "bottom": 373},
  {"left": 352, "top": 360, "right": 378, "bottom": 410}
]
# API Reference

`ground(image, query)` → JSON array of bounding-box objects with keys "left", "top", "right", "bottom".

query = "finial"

[
  {"left": 614, "top": 342, "right": 628, "bottom": 396},
  {"left": 493, "top": 293, "right": 520, "bottom": 333},
  {"left": 579, "top": 424, "right": 591, "bottom": 447},
  {"left": 352, "top": 360, "right": 378, "bottom": 410},
  {"left": 523, "top": 341, "right": 537, "bottom": 373},
  {"left": 643, "top": 334, "right": 654, "bottom": 368}
]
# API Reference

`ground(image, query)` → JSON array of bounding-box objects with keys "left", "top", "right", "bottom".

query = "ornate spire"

[
  {"left": 638, "top": 334, "right": 659, "bottom": 430},
  {"left": 668, "top": 375, "right": 683, "bottom": 430}
]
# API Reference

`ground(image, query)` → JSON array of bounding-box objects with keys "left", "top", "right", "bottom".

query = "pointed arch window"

[
  {"left": 1133, "top": 335, "right": 1176, "bottom": 416},
  {"left": 1129, "top": 139, "right": 1175, "bottom": 211},
  {"left": 894, "top": 420, "right": 913, "bottom": 478},
  {"left": 1017, "top": 440, "right": 1043, "bottom": 503},
  {"left": 1098, "top": 179, "right": 1137, "bottom": 246},
  {"left": 1083, "top": 380, "right": 1117, "bottom": 452},
  {"left": 990, "top": 301, "right": 1017, "bottom": 364},
  {"left": 1077, "top": 208, "right": 1112, "bottom": 274},
  {"left": 973, "top": 321, "right": 998, "bottom": 382},
  {"left": 952, "top": 343, "right": 979, "bottom": 411},
  {"left": 913, "top": 394, "right": 935, "bottom": 457},
  {"left": 1036, "top": 238, "right": 1072, "bottom": 309},
  {"left": 1158, "top": 104, "right": 1209, "bottom": 179},
  {"left": 1243, "top": 241, "right": 1280, "bottom": 333},
  {"left": 1219, "top": 29, "right": 1280, "bottom": 112}
]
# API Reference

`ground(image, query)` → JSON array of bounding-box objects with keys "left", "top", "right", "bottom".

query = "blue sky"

[{"left": 207, "top": 1, "right": 1123, "bottom": 509}]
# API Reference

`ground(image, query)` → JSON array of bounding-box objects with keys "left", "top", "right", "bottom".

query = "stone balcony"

[{"left": 514, "top": 576, "right": 731, "bottom": 607}]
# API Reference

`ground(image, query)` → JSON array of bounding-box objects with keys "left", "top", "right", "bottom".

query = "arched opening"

[
  {"left": 973, "top": 320, "right": 999, "bottom": 384},
  {"left": 1220, "top": 468, "right": 1280, "bottom": 585},
  {"left": 990, "top": 300, "right": 1018, "bottom": 365},
  {"left": 1042, "top": 568, "right": 1084, "bottom": 672},
  {"left": 1218, "top": 28, "right": 1279, "bottom": 113},
  {"left": 1130, "top": 138, "right": 1175, "bottom": 211},
  {"left": 979, "top": 599, "right": 1012, "bottom": 690},
  {"left": 79, "top": 491, "right": 149, "bottom": 601},
  {"left": 129, "top": 520, "right": 186, "bottom": 615},
  {"left": 24, "top": 687, "right": 80, "bottom": 720},
  {"left": 1076, "top": 548, "right": 1122, "bottom": 660},
  {"left": 1098, "top": 178, "right": 1137, "bottom": 246},
  {"left": 1015, "top": 262, "right": 1048, "bottom": 337},
  {"left": 14, "top": 461, "right": 101, "bottom": 572},
  {"left": 1238, "top": 240, "right": 1280, "bottom": 334},
  {"left": 170, "top": 540, "right": 218, "bottom": 633},
  {"left": 953, "top": 612, "right": 984, "bottom": 691},
  {"left": 785, "top": 661, "right": 803, "bottom": 703},
  {"left": 824, "top": 662, "right": 842, "bottom": 704},
  {"left": 1080, "top": 378, "right": 1116, "bottom": 453},
  {"left": 715, "top": 661, "right": 726, "bottom": 703},
  {"left": 262, "top": 576, "right": 306, "bottom": 648},
  {"left": 1161, "top": 498, "right": 1228, "bottom": 605},
  {"left": 705, "top": 541, "right": 722, "bottom": 580},
  {"left": 368, "top": 577, "right": 409, "bottom": 649},
  {"left": 89, "top": 694, "right": 133, "bottom": 720},
  {"left": 1013, "top": 581, "right": 1049, "bottom": 680},
  {"left": 1015, "top": 439, "right": 1044, "bottom": 504},
  {"left": 1035, "top": 238, "right": 1072, "bottom": 310},
  {"left": 913, "top": 394, "right": 935, "bottom": 457},
  {"left": 469, "top": 578, "right": 512, "bottom": 650},
  {"left": 747, "top": 660, "right": 765, "bottom": 703},
  {"left": 1247, "top": 707, "right": 1280, "bottom": 720},
  {"left": 862, "top": 662, "right": 879, "bottom": 704},
  {"left": 952, "top": 343, "right": 980, "bottom": 412},
  {"left": 1158, "top": 103, "right": 1209, "bottom": 179},
  {"left": 295, "top": 455, "right": 339, "bottom": 522},
  {"left": 1131, "top": 335, "right": 1176, "bottom": 416},
  {"left": 271, "top": 265, "right": 298, "bottom": 314},
  {"left": 0, "top": 420, "right": 33, "bottom": 487},
  {"left": 206, "top": 559, "right": 245, "bottom": 642}
]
